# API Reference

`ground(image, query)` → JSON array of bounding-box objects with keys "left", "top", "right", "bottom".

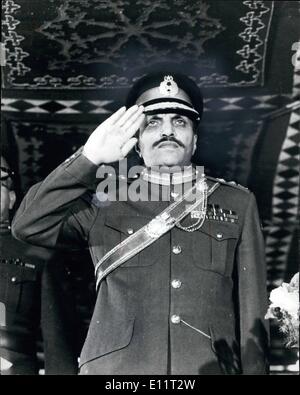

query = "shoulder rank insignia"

[{"left": 206, "top": 176, "right": 249, "bottom": 192}]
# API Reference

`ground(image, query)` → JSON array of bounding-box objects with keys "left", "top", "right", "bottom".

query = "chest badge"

[{"left": 205, "top": 204, "right": 239, "bottom": 223}]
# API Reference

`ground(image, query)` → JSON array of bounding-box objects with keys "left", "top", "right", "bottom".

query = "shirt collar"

[{"left": 140, "top": 165, "right": 203, "bottom": 185}]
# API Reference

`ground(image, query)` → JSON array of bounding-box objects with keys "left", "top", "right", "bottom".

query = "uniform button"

[
  {"left": 172, "top": 245, "right": 182, "bottom": 254},
  {"left": 11, "top": 277, "right": 17, "bottom": 283},
  {"left": 171, "top": 279, "right": 182, "bottom": 289},
  {"left": 216, "top": 233, "right": 223, "bottom": 239},
  {"left": 127, "top": 228, "right": 134, "bottom": 235},
  {"left": 171, "top": 314, "right": 181, "bottom": 324}
]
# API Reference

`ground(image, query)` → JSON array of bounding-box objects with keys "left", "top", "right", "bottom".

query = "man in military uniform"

[
  {"left": 12, "top": 72, "right": 269, "bottom": 375},
  {"left": 0, "top": 155, "right": 79, "bottom": 374}
]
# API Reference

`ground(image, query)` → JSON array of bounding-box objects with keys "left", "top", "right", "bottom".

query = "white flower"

[
  {"left": 265, "top": 309, "right": 275, "bottom": 320},
  {"left": 269, "top": 283, "right": 299, "bottom": 319},
  {"left": 290, "top": 272, "right": 299, "bottom": 290}
]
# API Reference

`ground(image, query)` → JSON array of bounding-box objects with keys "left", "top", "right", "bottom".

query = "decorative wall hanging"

[{"left": 2, "top": 0, "right": 274, "bottom": 89}]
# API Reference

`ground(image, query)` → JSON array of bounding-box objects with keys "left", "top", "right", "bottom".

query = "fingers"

[
  {"left": 117, "top": 105, "right": 143, "bottom": 127},
  {"left": 103, "top": 105, "right": 143, "bottom": 130},
  {"left": 123, "top": 112, "right": 145, "bottom": 141},
  {"left": 121, "top": 138, "right": 138, "bottom": 158},
  {"left": 105, "top": 106, "right": 126, "bottom": 125},
  {"left": 121, "top": 105, "right": 144, "bottom": 131}
]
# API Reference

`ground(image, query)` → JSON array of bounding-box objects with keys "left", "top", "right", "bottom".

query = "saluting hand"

[{"left": 83, "top": 105, "right": 145, "bottom": 165}]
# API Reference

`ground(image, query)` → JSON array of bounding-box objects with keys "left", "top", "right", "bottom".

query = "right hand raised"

[{"left": 83, "top": 105, "right": 145, "bottom": 165}]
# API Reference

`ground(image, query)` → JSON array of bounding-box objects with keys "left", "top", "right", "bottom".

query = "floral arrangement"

[{"left": 265, "top": 273, "right": 299, "bottom": 348}]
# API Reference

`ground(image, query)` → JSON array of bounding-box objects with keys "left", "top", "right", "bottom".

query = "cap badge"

[{"left": 159, "top": 75, "right": 179, "bottom": 96}]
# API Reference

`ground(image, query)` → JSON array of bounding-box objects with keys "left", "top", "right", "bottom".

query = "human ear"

[{"left": 134, "top": 141, "right": 142, "bottom": 158}]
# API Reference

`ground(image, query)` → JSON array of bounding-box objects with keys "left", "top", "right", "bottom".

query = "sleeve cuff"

[{"left": 64, "top": 147, "right": 99, "bottom": 186}]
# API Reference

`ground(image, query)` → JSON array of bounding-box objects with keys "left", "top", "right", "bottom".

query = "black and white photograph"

[{"left": 0, "top": 0, "right": 299, "bottom": 377}]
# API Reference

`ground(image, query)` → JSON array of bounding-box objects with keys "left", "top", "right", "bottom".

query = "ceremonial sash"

[{"left": 95, "top": 179, "right": 220, "bottom": 290}]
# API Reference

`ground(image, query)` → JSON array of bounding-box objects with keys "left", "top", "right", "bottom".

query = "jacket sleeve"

[
  {"left": 236, "top": 192, "right": 269, "bottom": 374},
  {"left": 12, "top": 148, "right": 99, "bottom": 250}
]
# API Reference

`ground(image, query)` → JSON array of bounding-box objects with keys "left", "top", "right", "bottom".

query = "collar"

[{"left": 140, "top": 165, "right": 204, "bottom": 185}]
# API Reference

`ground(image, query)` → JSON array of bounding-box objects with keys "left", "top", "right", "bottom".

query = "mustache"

[{"left": 153, "top": 136, "right": 185, "bottom": 148}]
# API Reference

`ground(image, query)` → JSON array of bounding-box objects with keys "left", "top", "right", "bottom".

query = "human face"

[
  {"left": 0, "top": 157, "right": 16, "bottom": 222},
  {"left": 138, "top": 113, "right": 197, "bottom": 167}
]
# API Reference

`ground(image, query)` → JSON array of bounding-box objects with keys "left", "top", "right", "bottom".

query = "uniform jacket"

[
  {"left": 0, "top": 231, "right": 79, "bottom": 375},
  {"left": 0, "top": 230, "right": 44, "bottom": 374},
  {"left": 12, "top": 148, "right": 269, "bottom": 375}
]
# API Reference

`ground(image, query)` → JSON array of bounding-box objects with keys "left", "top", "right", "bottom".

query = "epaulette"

[{"left": 206, "top": 176, "right": 250, "bottom": 192}]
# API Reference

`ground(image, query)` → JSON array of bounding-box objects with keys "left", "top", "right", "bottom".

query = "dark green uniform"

[{"left": 12, "top": 148, "right": 269, "bottom": 375}]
